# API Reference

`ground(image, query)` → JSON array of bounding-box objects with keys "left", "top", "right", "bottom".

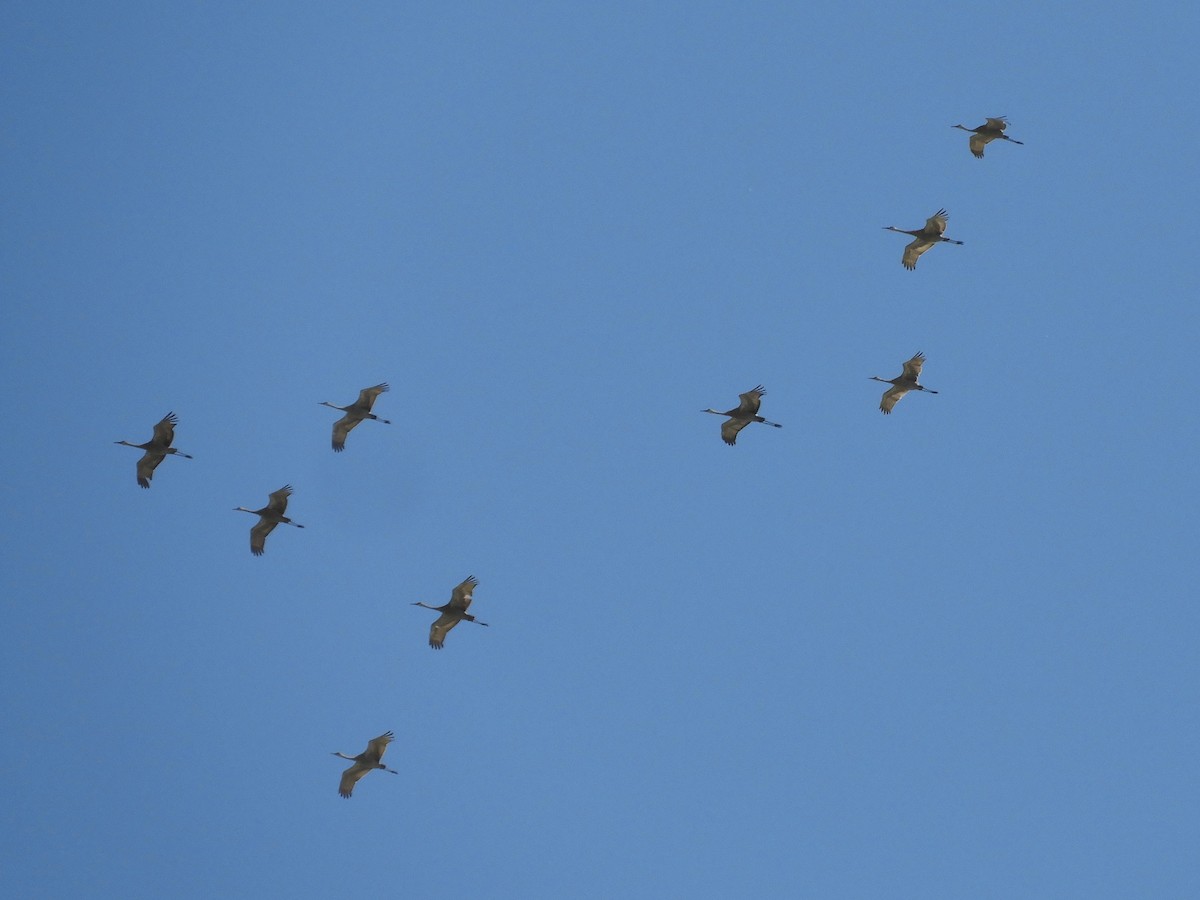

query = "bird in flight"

[
  {"left": 332, "top": 731, "right": 398, "bottom": 798},
  {"left": 412, "top": 576, "right": 489, "bottom": 649},
  {"left": 870, "top": 351, "right": 939, "bottom": 414},
  {"left": 115, "top": 412, "right": 193, "bottom": 488},
  {"left": 883, "top": 209, "right": 963, "bottom": 270},
  {"left": 952, "top": 117, "right": 1024, "bottom": 158},
  {"left": 702, "top": 386, "right": 782, "bottom": 445},
  {"left": 320, "top": 383, "right": 392, "bottom": 452}
]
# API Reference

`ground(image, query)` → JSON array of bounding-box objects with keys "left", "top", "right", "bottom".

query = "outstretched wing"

[
  {"left": 901, "top": 352, "right": 926, "bottom": 381},
  {"left": 735, "top": 386, "right": 765, "bottom": 417},
  {"left": 720, "top": 417, "right": 751, "bottom": 446},
  {"left": 968, "top": 132, "right": 989, "bottom": 158},
  {"left": 429, "top": 611, "right": 461, "bottom": 649},
  {"left": 136, "top": 448, "right": 166, "bottom": 488},
  {"left": 339, "top": 761, "right": 369, "bottom": 798},
  {"left": 331, "top": 414, "right": 361, "bottom": 452},
  {"left": 355, "top": 383, "right": 389, "bottom": 411},
  {"left": 925, "top": 209, "right": 949, "bottom": 235},
  {"left": 985, "top": 117, "right": 1008, "bottom": 131},
  {"left": 250, "top": 519, "right": 278, "bottom": 556},
  {"left": 880, "top": 384, "right": 910, "bottom": 414},
  {"left": 151, "top": 413, "right": 178, "bottom": 447},
  {"left": 449, "top": 576, "right": 478, "bottom": 611},
  {"left": 266, "top": 485, "right": 293, "bottom": 515},
  {"left": 364, "top": 731, "right": 394, "bottom": 764},
  {"left": 902, "top": 237, "right": 934, "bottom": 270}
]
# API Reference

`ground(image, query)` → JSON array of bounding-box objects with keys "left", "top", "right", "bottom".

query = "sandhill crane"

[
  {"left": 883, "top": 209, "right": 963, "bottom": 270},
  {"left": 412, "top": 576, "right": 488, "bottom": 649},
  {"left": 870, "top": 351, "right": 939, "bottom": 414},
  {"left": 115, "top": 412, "right": 193, "bottom": 488},
  {"left": 320, "top": 383, "right": 391, "bottom": 452},
  {"left": 702, "top": 385, "right": 782, "bottom": 446},
  {"left": 233, "top": 485, "right": 304, "bottom": 556},
  {"left": 332, "top": 731, "right": 397, "bottom": 798},
  {"left": 952, "top": 117, "right": 1024, "bottom": 158}
]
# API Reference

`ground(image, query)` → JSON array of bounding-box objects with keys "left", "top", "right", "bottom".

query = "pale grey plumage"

[
  {"left": 870, "top": 351, "right": 939, "bottom": 414},
  {"left": 233, "top": 485, "right": 304, "bottom": 556},
  {"left": 412, "top": 576, "right": 489, "bottom": 649},
  {"left": 883, "top": 209, "right": 963, "bottom": 270},
  {"left": 701, "top": 385, "right": 783, "bottom": 445},
  {"left": 320, "top": 383, "right": 391, "bottom": 452},
  {"left": 952, "top": 117, "right": 1024, "bottom": 158},
  {"left": 332, "top": 731, "right": 397, "bottom": 798},
  {"left": 115, "top": 412, "right": 193, "bottom": 489}
]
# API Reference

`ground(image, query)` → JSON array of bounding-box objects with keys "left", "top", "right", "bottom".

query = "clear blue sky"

[{"left": 4, "top": 3, "right": 1198, "bottom": 897}]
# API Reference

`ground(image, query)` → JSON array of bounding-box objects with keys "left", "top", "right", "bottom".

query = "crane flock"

[{"left": 113, "top": 114, "right": 1020, "bottom": 799}]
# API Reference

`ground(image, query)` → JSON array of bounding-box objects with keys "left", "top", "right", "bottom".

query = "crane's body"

[
  {"left": 320, "top": 383, "right": 391, "bottom": 452},
  {"left": 413, "top": 576, "right": 488, "bottom": 649},
  {"left": 115, "top": 412, "right": 193, "bottom": 488},
  {"left": 952, "top": 117, "right": 1024, "bottom": 158},
  {"left": 883, "top": 209, "right": 963, "bottom": 271},
  {"left": 870, "top": 351, "right": 939, "bottom": 414},
  {"left": 702, "top": 385, "right": 782, "bottom": 445},
  {"left": 332, "top": 731, "right": 397, "bottom": 798},
  {"left": 234, "top": 485, "right": 304, "bottom": 556}
]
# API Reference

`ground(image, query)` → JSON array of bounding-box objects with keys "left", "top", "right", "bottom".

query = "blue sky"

[{"left": 3, "top": 2, "right": 1198, "bottom": 897}]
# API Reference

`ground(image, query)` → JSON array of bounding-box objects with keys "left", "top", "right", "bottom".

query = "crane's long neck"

[
  {"left": 333, "top": 752, "right": 357, "bottom": 761},
  {"left": 233, "top": 507, "right": 259, "bottom": 515},
  {"left": 412, "top": 602, "right": 439, "bottom": 610},
  {"left": 869, "top": 376, "right": 890, "bottom": 383},
  {"left": 319, "top": 402, "right": 346, "bottom": 411},
  {"left": 701, "top": 408, "right": 724, "bottom": 415},
  {"left": 951, "top": 124, "right": 972, "bottom": 131}
]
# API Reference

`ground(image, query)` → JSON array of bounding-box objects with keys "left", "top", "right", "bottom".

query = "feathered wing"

[
  {"left": 449, "top": 576, "right": 478, "bottom": 611},
  {"left": 901, "top": 352, "right": 926, "bottom": 381},
  {"left": 266, "top": 485, "right": 293, "bottom": 515},
  {"left": 902, "top": 237, "right": 934, "bottom": 270},
  {"left": 331, "top": 414, "right": 361, "bottom": 452},
  {"left": 969, "top": 132, "right": 989, "bottom": 158},
  {"left": 735, "top": 386, "right": 765, "bottom": 417},
  {"left": 250, "top": 519, "right": 278, "bottom": 556},
  {"left": 151, "top": 413, "right": 179, "bottom": 447},
  {"left": 136, "top": 449, "right": 166, "bottom": 488},
  {"left": 985, "top": 117, "right": 1008, "bottom": 131},
  {"left": 925, "top": 210, "right": 949, "bottom": 236},
  {"left": 356, "top": 383, "right": 389, "bottom": 411},
  {"left": 429, "top": 611, "right": 460, "bottom": 649},
  {"left": 364, "top": 731, "right": 395, "bottom": 764},
  {"left": 880, "top": 385, "right": 909, "bottom": 414},
  {"left": 720, "top": 416, "right": 751, "bottom": 446},
  {"left": 338, "top": 762, "right": 369, "bottom": 798}
]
